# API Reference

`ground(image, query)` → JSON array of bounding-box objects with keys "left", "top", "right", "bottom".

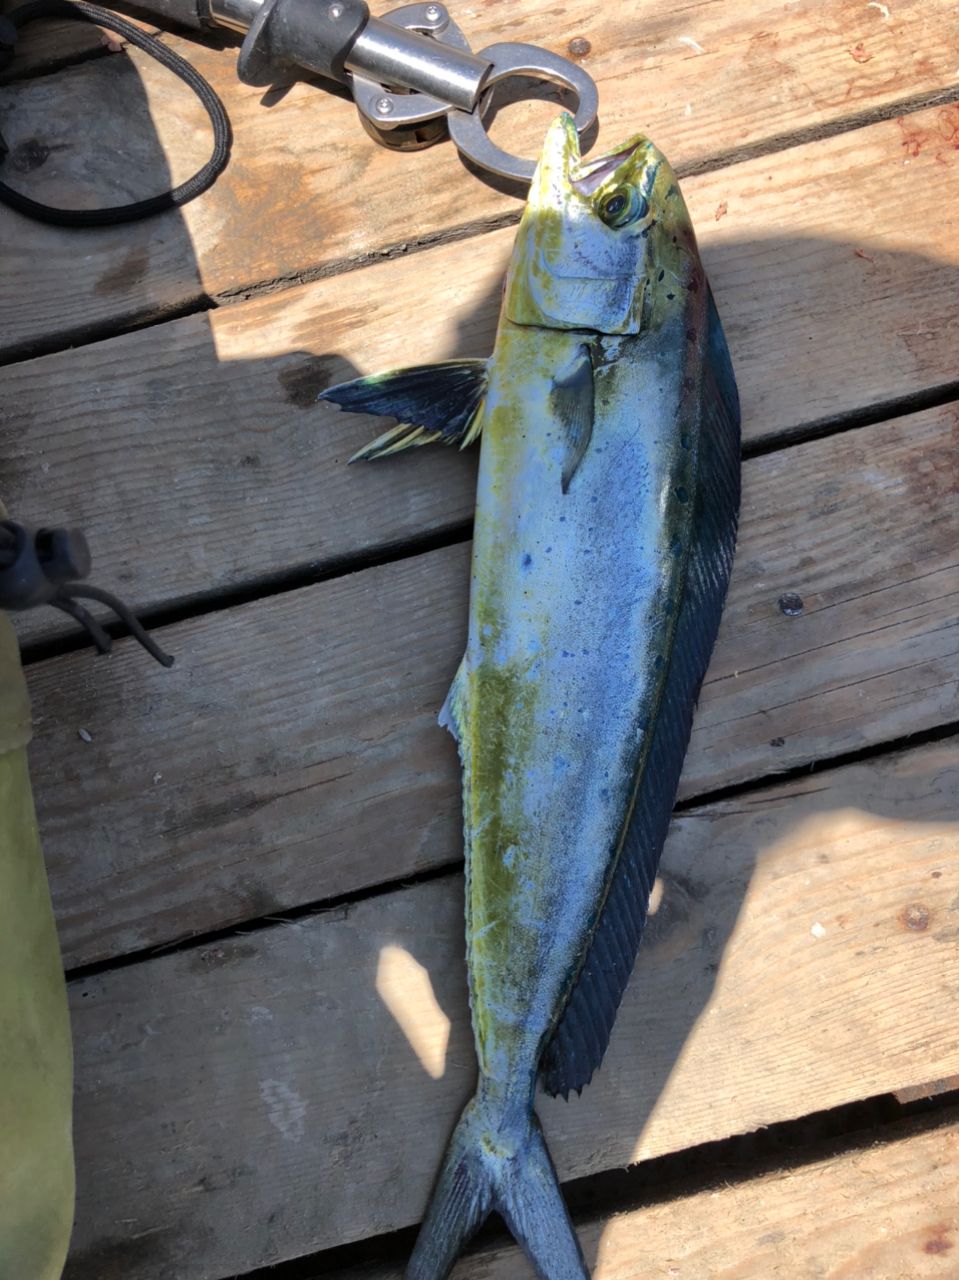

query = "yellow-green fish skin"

[
  {"left": 449, "top": 116, "right": 709, "bottom": 1097},
  {"left": 323, "top": 111, "right": 739, "bottom": 1280}
]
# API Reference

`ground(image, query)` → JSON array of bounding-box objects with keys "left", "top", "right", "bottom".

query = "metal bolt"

[
  {"left": 375, "top": 96, "right": 394, "bottom": 115},
  {"left": 778, "top": 591, "right": 804, "bottom": 617},
  {"left": 424, "top": 3, "right": 443, "bottom": 20},
  {"left": 329, "top": 2, "right": 343, "bottom": 17}
]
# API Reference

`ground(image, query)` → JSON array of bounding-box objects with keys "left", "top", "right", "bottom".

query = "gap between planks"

[
  {"left": 61, "top": 738, "right": 959, "bottom": 1278},
  {"left": 3, "top": 0, "right": 959, "bottom": 358},
  {"left": 3, "top": 79, "right": 959, "bottom": 369},
  {"left": 196, "top": 81, "right": 959, "bottom": 312},
  {"left": 0, "top": 0, "right": 162, "bottom": 83},
  {"left": 313, "top": 1102, "right": 959, "bottom": 1280},
  {"left": 27, "top": 400, "right": 959, "bottom": 970},
  {"left": 60, "top": 717, "right": 959, "bottom": 988},
  {"left": 6, "top": 99, "right": 959, "bottom": 651},
  {"left": 13, "top": 374, "right": 959, "bottom": 672}
]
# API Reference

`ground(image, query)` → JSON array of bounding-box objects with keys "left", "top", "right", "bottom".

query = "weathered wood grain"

[
  {"left": 341, "top": 1114, "right": 959, "bottom": 1279},
  {"left": 29, "top": 403, "right": 959, "bottom": 968},
  {"left": 0, "top": 2, "right": 160, "bottom": 82},
  {"left": 63, "top": 742, "right": 959, "bottom": 1279},
  {"left": 7, "top": 101, "right": 959, "bottom": 646},
  {"left": 2, "top": 0, "right": 959, "bottom": 353},
  {"left": 0, "top": 4, "right": 115, "bottom": 80}
]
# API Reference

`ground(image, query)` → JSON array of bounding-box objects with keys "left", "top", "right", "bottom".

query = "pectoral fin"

[
  {"left": 318, "top": 360, "right": 488, "bottom": 462},
  {"left": 549, "top": 344, "right": 595, "bottom": 493}
]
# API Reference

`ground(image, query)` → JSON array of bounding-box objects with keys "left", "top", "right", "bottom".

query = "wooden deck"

[{"left": 1, "top": 1, "right": 958, "bottom": 1276}]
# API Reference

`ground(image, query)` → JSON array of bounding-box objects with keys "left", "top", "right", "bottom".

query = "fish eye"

[{"left": 598, "top": 186, "right": 650, "bottom": 229}]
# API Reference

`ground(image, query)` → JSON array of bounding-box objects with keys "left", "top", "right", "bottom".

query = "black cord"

[
  {"left": 0, "top": 0, "right": 232, "bottom": 226},
  {"left": 68, "top": 581, "right": 175, "bottom": 666},
  {"left": 48, "top": 593, "right": 115, "bottom": 652}
]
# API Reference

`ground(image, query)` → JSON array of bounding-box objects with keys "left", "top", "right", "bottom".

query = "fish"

[{"left": 319, "top": 112, "right": 741, "bottom": 1280}]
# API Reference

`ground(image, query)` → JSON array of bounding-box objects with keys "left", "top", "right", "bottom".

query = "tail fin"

[{"left": 407, "top": 1089, "right": 588, "bottom": 1280}]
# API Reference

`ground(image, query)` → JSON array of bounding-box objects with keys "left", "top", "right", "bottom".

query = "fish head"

[{"left": 504, "top": 113, "right": 701, "bottom": 335}]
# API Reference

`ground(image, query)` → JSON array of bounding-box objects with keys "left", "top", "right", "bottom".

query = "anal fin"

[{"left": 438, "top": 661, "right": 468, "bottom": 745}]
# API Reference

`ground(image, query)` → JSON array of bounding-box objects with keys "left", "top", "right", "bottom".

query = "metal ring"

[{"left": 446, "top": 41, "right": 598, "bottom": 183}]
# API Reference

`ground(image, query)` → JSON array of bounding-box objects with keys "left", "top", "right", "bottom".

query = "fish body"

[{"left": 320, "top": 114, "right": 740, "bottom": 1279}]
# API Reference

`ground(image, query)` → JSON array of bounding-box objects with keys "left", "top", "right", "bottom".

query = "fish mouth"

[
  {"left": 504, "top": 117, "right": 653, "bottom": 333},
  {"left": 526, "top": 117, "right": 650, "bottom": 213},
  {"left": 571, "top": 139, "right": 648, "bottom": 195}
]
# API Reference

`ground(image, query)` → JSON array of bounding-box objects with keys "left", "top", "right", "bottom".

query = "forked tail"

[{"left": 406, "top": 1085, "right": 588, "bottom": 1280}]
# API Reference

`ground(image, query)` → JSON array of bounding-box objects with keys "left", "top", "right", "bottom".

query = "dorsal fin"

[
  {"left": 539, "top": 290, "right": 741, "bottom": 1098},
  {"left": 318, "top": 360, "right": 488, "bottom": 461}
]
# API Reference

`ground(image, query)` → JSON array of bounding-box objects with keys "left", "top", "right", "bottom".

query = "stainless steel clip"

[
  {"left": 211, "top": 0, "right": 597, "bottom": 183},
  {"left": 347, "top": 3, "right": 598, "bottom": 182}
]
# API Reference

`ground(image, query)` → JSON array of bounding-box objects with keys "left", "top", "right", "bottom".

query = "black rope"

[{"left": 0, "top": 0, "right": 231, "bottom": 226}]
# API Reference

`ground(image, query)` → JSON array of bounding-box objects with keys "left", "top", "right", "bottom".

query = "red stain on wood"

[
  {"left": 715, "top": 201, "right": 728, "bottom": 221},
  {"left": 937, "top": 105, "right": 959, "bottom": 146},
  {"left": 849, "top": 43, "right": 873, "bottom": 63},
  {"left": 854, "top": 248, "right": 876, "bottom": 264},
  {"left": 922, "top": 1223, "right": 954, "bottom": 1255},
  {"left": 898, "top": 115, "right": 925, "bottom": 158},
  {"left": 898, "top": 106, "right": 959, "bottom": 165}
]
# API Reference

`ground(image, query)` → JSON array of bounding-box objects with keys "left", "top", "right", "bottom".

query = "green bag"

[{"left": 0, "top": 608, "right": 74, "bottom": 1277}]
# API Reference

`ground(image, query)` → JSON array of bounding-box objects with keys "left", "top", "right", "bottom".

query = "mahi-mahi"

[{"left": 320, "top": 113, "right": 741, "bottom": 1280}]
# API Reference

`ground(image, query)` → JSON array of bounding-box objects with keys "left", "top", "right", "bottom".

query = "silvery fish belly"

[{"left": 320, "top": 113, "right": 741, "bottom": 1280}]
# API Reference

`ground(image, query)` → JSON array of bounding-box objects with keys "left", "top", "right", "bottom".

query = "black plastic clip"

[
  {"left": 0, "top": 520, "right": 174, "bottom": 666},
  {"left": 0, "top": 15, "right": 17, "bottom": 74}
]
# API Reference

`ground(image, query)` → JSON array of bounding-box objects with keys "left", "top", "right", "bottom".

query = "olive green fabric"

[{"left": 0, "top": 613, "right": 75, "bottom": 1278}]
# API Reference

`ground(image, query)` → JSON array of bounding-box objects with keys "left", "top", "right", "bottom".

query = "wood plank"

[
  {"left": 63, "top": 741, "right": 959, "bottom": 1278},
  {"left": 3, "top": 0, "right": 959, "bottom": 353},
  {"left": 0, "top": 2, "right": 160, "bottom": 82},
  {"left": 8, "top": 101, "right": 959, "bottom": 646},
  {"left": 0, "top": 21, "right": 107, "bottom": 79},
  {"left": 341, "top": 1114, "right": 959, "bottom": 1279},
  {"left": 30, "top": 403, "right": 959, "bottom": 969}
]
